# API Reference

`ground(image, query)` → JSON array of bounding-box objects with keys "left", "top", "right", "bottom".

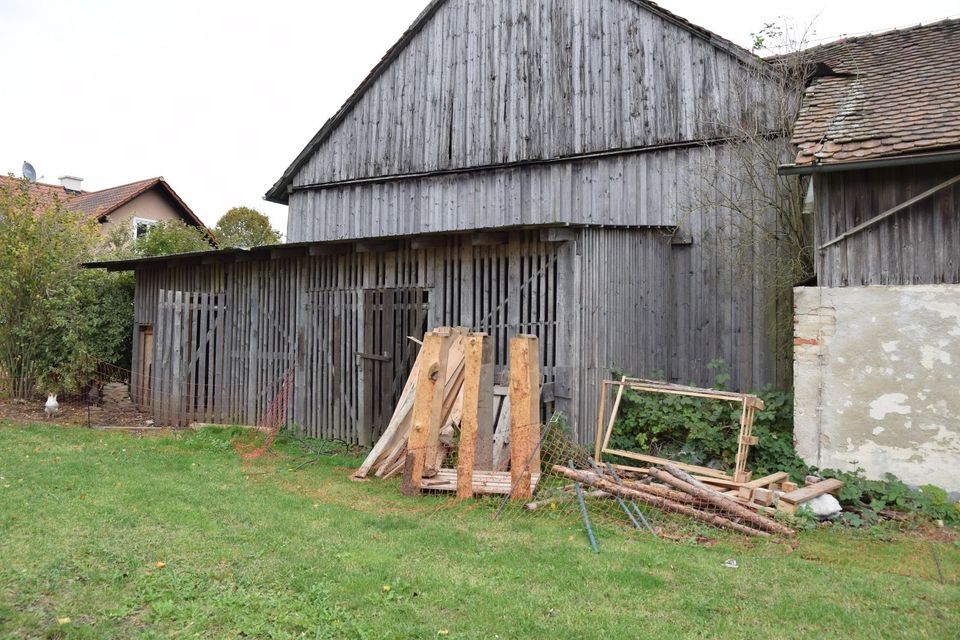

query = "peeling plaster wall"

[{"left": 794, "top": 285, "right": 960, "bottom": 494}]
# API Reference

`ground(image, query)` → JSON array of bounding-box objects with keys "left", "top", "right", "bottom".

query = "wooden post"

[
  {"left": 402, "top": 330, "right": 450, "bottom": 496},
  {"left": 509, "top": 335, "right": 541, "bottom": 500},
  {"left": 594, "top": 381, "right": 609, "bottom": 462},
  {"left": 457, "top": 333, "right": 494, "bottom": 498}
]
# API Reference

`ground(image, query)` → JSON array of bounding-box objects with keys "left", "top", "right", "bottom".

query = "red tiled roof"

[
  {"left": 70, "top": 177, "right": 161, "bottom": 220},
  {"left": 0, "top": 175, "right": 207, "bottom": 232},
  {"left": 791, "top": 18, "right": 960, "bottom": 167},
  {"left": 0, "top": 175, "right": 84, "bottom": 211}
]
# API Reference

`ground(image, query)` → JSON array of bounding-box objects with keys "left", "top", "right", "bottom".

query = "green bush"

[
  {"left": 609, "top": 361, "right": 807, "bottom": 479},
  {"left": 608, "top": 362, "right": 957, "bottom": 527},
  {"left": 822, "top": 469, "right": 960, "bottom": 526}
]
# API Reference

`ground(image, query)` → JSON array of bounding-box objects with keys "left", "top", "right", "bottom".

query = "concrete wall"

[
  {"left": 100, "top": 189, "right": 187, "bottom": 236},
  {"left": 794, "top": 285, "right": 960, "bottom": 494}
]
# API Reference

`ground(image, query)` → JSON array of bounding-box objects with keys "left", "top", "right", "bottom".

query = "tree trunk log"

[
  {"left": 650, "top": 466, "right": 795, "bottom": 536},
  {"left": 551, "top": 465, "right": 770, "bottom": 538}
]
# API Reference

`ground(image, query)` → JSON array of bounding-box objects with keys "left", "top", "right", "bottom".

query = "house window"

[{"left": 133, "top": 217, "right": 158, "bottom": 238}]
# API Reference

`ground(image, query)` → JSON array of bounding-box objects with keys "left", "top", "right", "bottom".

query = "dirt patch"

[{"left": 0, "top": 398, "right": 155, "bottom": 429}]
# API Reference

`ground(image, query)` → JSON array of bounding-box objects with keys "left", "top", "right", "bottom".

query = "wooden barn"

[{"left": 93, "top": 0, "right": 792, "bottom": 445}]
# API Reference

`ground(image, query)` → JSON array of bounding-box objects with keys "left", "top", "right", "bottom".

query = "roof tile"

[{"left": 792, "top": 19, "right": 960, "bottom": 166}]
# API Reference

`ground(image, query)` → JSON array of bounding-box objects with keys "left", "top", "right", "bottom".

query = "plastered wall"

[{"left": 794, "top": 285, "right": 960, "bottom": 495}]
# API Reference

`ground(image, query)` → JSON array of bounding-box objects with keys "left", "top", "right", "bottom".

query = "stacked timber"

[
  {"left": 550, "top": 462, "right": 797, "bottom": 537},
  {"left": 352, "top": 327, "right": 469, "bottom": 480},
  {"left": 353, "top": 328, "right": 543, "bottom": 499}
]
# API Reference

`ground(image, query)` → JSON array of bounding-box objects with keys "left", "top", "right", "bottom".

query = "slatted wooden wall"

[
  {"left": 290, "top": 0, "right": 769, "bottom": 188},
  {"left": 815, "top": 161, "right": 960, "bottom": 287},
  {"left": 131, "top": 231, "right": 574, "bottom": 439}
]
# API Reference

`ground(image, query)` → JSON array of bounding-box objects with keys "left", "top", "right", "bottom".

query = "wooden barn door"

[
  {"left": 153, "top": 290, "right": 227, "bottom": 426},
  {"left": 359, "top": 287, "right": 429, "bottom": 446}
]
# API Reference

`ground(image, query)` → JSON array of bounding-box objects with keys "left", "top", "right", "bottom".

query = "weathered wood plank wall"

[
  {"left": 288, "top": 147, "right": 695, "bottom": 242},
  {"left": 570, "top": 227, "right": 783, "bottom": 434},
  {"left": 815, "top": 161, "right": 960, "bottom": 287},
  {"left": 289, "top": 0, "right": 768, "bottom": 189},
  {"left": 131, "top": 231, "right": 579, "bottom": 439},
  {"left": 131, "top": 223, "right": 783, "bottom": 443}
]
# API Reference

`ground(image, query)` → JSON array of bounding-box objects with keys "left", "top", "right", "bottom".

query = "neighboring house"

[
  {"left": 1, "top": 174, "right": 208, "bottom": 239},
  {"left": 92, "top": 0, "right": 789, "bottom": 445},
  {"left": 782, "top": 19, "right": 960, "bottom": 493}
]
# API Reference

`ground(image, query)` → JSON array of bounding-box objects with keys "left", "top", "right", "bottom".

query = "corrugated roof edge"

[{"left": 263, "top": 0, "right": 767, "bottom": 205}]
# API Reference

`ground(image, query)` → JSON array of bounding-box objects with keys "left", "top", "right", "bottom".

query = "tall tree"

[
  {"left": 214, "top": 206, "right": 282, "bottom": 248},
  {"left": 132, "top": 220, "right": 213, "bottom": 256},
  {"left": 0, "top": 177, "right": 102, "bottom": 396}
]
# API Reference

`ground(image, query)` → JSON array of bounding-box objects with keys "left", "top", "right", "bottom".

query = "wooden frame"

[{"left": 596, "top": 378, "right": 765, "bottom": 483}]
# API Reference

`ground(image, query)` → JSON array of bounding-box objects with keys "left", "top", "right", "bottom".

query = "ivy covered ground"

[{"left": 1, "top": 422, "right": 957, "bottom": 639}]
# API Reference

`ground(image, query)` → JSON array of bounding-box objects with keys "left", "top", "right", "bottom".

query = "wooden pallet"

[{"left": 421, "top": 470, "right": 542, "bottom": 495}]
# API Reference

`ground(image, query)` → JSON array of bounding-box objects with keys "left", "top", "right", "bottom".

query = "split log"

[
  {"left": 651, "top": 466, "right": 794, "bottom": 536},
  {"left": 551, "top": 465, "right": 770, "bottom": 538}
]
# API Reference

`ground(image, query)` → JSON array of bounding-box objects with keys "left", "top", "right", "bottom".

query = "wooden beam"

[
  {"left": 594, "top": 381, "right": 609, "bottom": 462},
  {"left": 271, "top": 247, "right": 308, "bottom": 260},
  {"left": 779, "top": 479, "right": 844, "bottom": 505},
  {"left": 401, "top": 331, "right": 450, "bottom": 496},
  {"left": 471, "top": 231, "right": 510, "bottom": 246},
  {"left": 356, "top": 240, "right": 400, "bottom": 253},
  {"left": 308, "top": 243, "right": 352, "bottom": 256},
  {"left": 509, "top": 335, "right": 541, "bottom": 500},
  {"left": 743, "top": 472, "right": 789, "bottom": 489},
  {"left": 457, "top": 333, "right": 494, "bottom": 498},
  {"left": 602, "top": 448, "right": 732, "bottom": 480},
  {"left": 539, "top": 227, "right": 576, "bottom": 243},
  {"left": 410, "top": 235, "right": 453, "bottom": 250}
]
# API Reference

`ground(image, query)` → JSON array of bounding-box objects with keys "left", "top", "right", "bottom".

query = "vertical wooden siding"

[
  {"left": 288, "top": 148, "right": 695, "bottom": 242},
  {"left": 572, "top": 227, "right": 782, "bottom": 442},
  {"left": 815, "top": 162, "right": 960, "bottom": 287},
  {"left": 132, "top": 231, "right": 573, "bottom": 440},
  {"left": 291, "top": 0, "right": 770, "bottom": 187}
]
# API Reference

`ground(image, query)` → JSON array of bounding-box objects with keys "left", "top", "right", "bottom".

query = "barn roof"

[
  {"left": 791, "top": 18, "right": 960, "bottom": 168},
  {"left": 265, "top": 0, "right": 761, "bottom": 204}
]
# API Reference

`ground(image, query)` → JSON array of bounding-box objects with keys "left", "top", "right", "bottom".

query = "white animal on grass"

[{"left": 44, "top": 394, "right": 59, "bottom": 419}]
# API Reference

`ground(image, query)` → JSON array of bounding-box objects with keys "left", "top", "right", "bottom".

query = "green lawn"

[{"left": 0, "top": 422, "right": 957, "bottom": 639}]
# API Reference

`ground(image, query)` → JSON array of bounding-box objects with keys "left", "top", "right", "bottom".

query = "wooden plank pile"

[
  {"left": 595, "top": 377, "right": 844, "bottom": 519},
  {"left": 550, "top": 462, "right": 796, "bottom": 537},
  {"left": 353, "top": 328, "right": 543, "bottom": 499}
]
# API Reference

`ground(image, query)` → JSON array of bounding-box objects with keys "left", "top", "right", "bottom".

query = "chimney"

[{"left": 59, "top": 175, "right": 83, "bottom": 194}]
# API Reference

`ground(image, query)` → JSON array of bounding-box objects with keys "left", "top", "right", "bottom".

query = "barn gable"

[{"left": 266, "top": 0, "right": 769, "bottom": 203}]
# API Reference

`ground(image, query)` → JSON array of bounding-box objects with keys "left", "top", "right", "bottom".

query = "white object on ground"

[
  {"left": 723, "top": 559, "right": 738, "bottom": 569},
  {"left": 44, "top": 394, "right": 59, "bottom": 417},
  {"left": 804, "top": 493, "right": 842, "bottom": 519}
]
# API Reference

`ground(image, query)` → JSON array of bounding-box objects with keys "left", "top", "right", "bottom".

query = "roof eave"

[{"left": 779, "top": 147, "right": 960, "bottom": 175}]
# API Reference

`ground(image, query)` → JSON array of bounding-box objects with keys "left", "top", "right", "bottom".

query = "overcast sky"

[{"left": 1, "top": 0, "right": 957, "bottom": 234}]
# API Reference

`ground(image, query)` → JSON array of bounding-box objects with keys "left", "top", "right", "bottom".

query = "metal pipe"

[
  {"left": 572, "top": 460, "right": 600, "bottom": 554},
  {"left": 588, "top": 459, "right": 642, "bottom": 531},
  {"left": 606, "top": 462, "right": 657, "bottom": 537}
]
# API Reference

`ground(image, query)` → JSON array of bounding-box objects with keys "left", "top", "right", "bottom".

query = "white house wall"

[{"left": 794, "top": 285, "right": 960, "bottom": 494}]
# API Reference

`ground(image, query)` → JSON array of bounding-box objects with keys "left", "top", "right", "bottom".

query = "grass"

[{"left": 0, "top": 422, "right": 957, "bottom": 639}]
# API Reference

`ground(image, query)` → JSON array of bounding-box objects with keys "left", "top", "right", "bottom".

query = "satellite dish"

[{"left": 22, "top": 161, "right": 37, "bottom": 183}]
